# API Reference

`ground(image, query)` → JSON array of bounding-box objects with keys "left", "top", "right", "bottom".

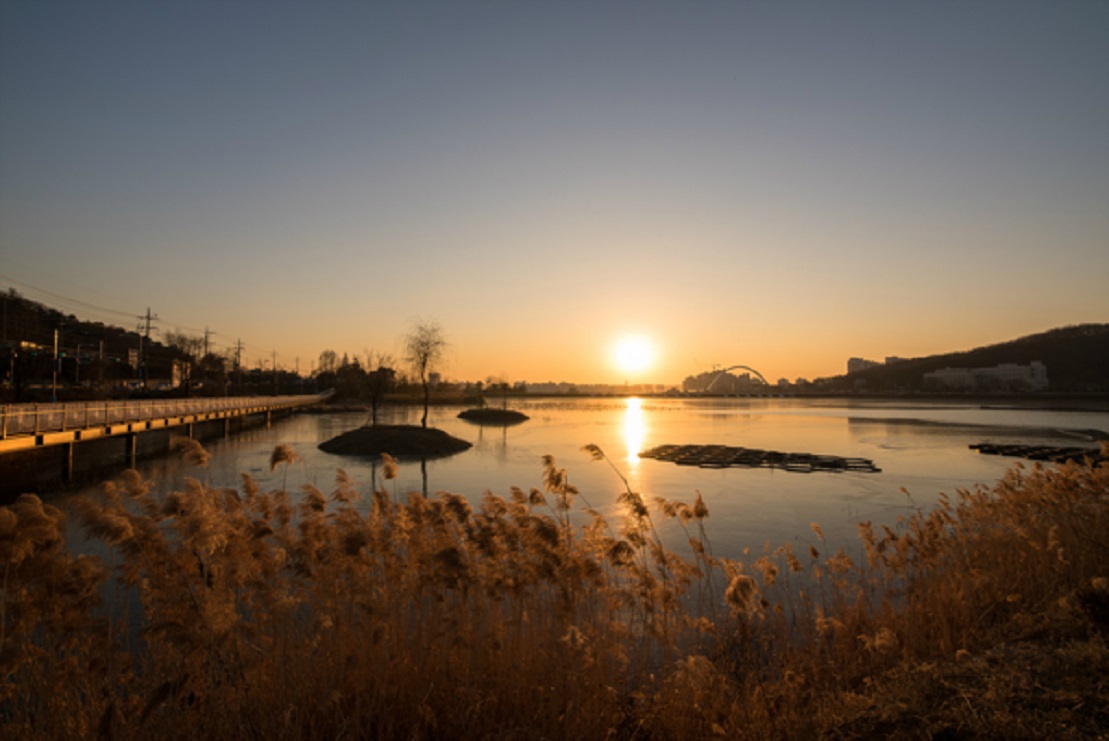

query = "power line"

[
  {"left": 2, "top": 275, "right": 304, "bottom": 382},
  {"left": 0, "top": 273, "right": 138, "bottom": 321},
  {"left": 157, "top": 315, "right": 210, "bottom": 336},
  {"left": 3, "top": 272, "right": 215, "bottom": 338}
]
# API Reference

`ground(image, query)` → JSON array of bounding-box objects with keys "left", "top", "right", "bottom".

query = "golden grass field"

[{"left": 3, "top": 440, "right": 1107, "bottom": 739}]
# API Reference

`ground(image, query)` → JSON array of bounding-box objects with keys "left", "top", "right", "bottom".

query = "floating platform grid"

[
  {"left": 638, "top": 444, "right": 881, "bottom": 473},
  {"left": 969, "top": 443, "right": 1106, "bottom": 466}
]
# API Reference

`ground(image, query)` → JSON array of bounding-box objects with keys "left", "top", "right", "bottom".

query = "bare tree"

[
  {"left": 164, "top": 330, "right": 204, "bottom": 361},
  {"left": 164, "top": 330, "right": 204, "bottom": 393},
  {"left": 317, "top": 349, "right": 339, "bottom": 375},
  {"left": 404, "top": 321, "right": 446, "bottom": 428},
  {"left": 364, "top": 349, "right": 396, "bottom": 426}
]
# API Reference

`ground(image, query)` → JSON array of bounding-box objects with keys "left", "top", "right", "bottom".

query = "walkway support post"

[{"left": 63, "top": 443, "right": 74, "bottom": 482}]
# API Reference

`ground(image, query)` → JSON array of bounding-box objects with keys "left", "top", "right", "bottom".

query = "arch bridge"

[{"left": 707, "top": 365, "right": 770, "bottom": 392}]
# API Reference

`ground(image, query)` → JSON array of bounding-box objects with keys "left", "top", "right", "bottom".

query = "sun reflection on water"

[{"left": 623, "top": 397, "right": 646, "bottom": 466}]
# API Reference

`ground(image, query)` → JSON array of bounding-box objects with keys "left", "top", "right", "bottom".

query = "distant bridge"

[
  {"left": 0, "top": 391, "right": 332, "bottom": 489},
  {"left": 707, "top": 365, "right": 770, "bottom": 391}
]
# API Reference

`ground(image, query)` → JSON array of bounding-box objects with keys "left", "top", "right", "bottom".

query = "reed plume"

[
  {"left": 270, "top": 443, "right": 301, "bottom": 490},
  {"left": 171, "top": 435, "right": 210, "bottom": 467}
]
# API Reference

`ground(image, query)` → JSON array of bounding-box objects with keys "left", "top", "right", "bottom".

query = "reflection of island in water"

[{"left": 457, "top": 408, "right": 529, "bottom": 426}]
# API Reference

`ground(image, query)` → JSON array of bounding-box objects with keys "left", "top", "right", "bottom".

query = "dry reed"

[{"left": 2, "top": 442, "right": 1106, "bottom": 739}]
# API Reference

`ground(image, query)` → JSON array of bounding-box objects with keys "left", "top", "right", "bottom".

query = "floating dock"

[
  {"left": 969, "top": 443, "right": 1106, "bottom": 466},
  {"left": 638, "top": 444, "right": 881, "bottom": 473}
]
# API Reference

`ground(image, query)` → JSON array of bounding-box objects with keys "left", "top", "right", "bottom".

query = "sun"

[{"left": 612, "top": 335, "right": 656, "bottom": 375}]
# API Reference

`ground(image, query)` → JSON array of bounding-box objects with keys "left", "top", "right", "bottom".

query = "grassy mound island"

[
  {"left": 457, "top": 407, "right": 530, "bottom": 424},
  {"left": 2, "top": 441, "right": 1106, "bottom": 739},
  {"left": 318, "top": 424, "right": 472, "bottom": 457}
]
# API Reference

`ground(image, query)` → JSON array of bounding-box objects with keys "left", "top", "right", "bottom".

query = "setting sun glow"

[
  {"left": 612, "top": 335, "right": 656, "bottom": 376},
  {"left": 623, "top": 397, "right": 646, "bottom": 465}
]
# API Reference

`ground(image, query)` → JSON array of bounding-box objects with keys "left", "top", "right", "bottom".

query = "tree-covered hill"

[{"left": 835, "top": 324, "right": 1109, "bottom": 393}]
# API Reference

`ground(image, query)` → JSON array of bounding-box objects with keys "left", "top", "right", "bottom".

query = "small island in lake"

[
  {"left": 457, "top": 408, "right": 529, "bottom": 425},
  {"left": 318, "top": 425, "right": 472, "bottom": 458}
]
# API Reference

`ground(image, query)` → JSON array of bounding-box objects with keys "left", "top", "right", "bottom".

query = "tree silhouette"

[
  {"left": 404, "top": 321, "right": 446, "bottom": 428},
  {"left": 365, "top": 350, "right": 396, "bottom": 426}
]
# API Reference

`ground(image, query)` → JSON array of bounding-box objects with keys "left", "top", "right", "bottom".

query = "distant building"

[
  {"left": 682, "top": 369, "right": 763, "bottom": 394},
  {"left": 172, "top": 359, "right": 188, "bottom": 388},
  {"left": 923, "top": 361, "right": 1048, "bottom": 391},
  {"left": 923, "top": 367, "right": 975, "bottom": 389},
  {"left": 527, "top": 381, "right": 577, "bottom": 394},
  {"left": 884, "top": 356, "right": 906, "bottom": 365},
  {"left": 847, "top": 357, "right": 880, "bottom": 374}
]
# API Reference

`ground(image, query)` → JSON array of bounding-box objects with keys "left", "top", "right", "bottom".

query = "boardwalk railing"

[{"left": 0, "top": 393, "right": 330, "bottom": 440}]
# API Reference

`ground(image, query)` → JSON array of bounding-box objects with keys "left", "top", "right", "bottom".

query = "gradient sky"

[{"left": 2, "top": 1, "right": 1107, "bottom": 385}]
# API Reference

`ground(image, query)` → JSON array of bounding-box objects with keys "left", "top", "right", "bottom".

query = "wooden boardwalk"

[
  {"left": 0, "top": 393, "right": 331, "bottom": 456},
  {"left": 639, "top": 444, "right": 881, "bottom": 473}
]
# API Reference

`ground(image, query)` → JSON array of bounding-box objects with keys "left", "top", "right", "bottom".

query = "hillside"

[
  {"left": 835, "top": 324, "right": 1109, "bottom": 393},
  {"left": 0, "top": 290, "right": 219, "bottom": 401}
]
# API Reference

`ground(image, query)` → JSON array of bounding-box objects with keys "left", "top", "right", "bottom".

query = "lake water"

[{"left": 54, "top": 397, "right": 1109, "bottom": 560}]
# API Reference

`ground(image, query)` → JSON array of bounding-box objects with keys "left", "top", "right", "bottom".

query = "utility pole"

[
  {"left": 198, "top": 326, "right": 213, "bottom": 395},
  {"left": 137, "top": 307, "right": 159, "bottom": 391},
  {"left": 272, "top": 349, "right": 278, "bottom": 396},
  {"left": 52, "top": 328, "right": 58, "bottom": 403},
  {"left": 234, "top": 338, "right": 243, "bottom": 396}
]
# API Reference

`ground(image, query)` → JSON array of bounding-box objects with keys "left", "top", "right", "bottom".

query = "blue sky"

[{"left": 2, "top": 1, "right": 1106, "bottom": 383}]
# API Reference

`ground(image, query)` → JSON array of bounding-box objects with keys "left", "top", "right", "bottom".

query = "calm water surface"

[{"left": 58, "top": 397, "right": 1109, "bottom": 559}]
